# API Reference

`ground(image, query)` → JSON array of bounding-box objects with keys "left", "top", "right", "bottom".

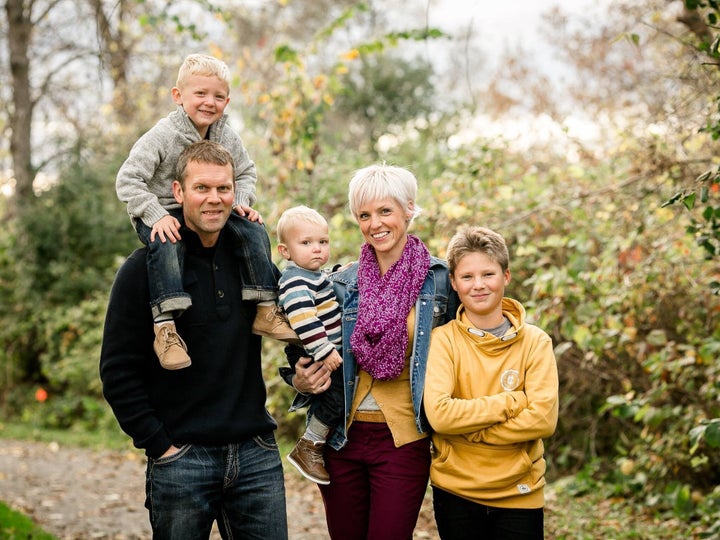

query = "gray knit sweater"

[{"left": 116, "top": 106, "right": 257, "bottom": 228}]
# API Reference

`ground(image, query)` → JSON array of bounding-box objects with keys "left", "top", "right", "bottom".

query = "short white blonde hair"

[
  {"left": 348, "top": 164, "right": 422, "bottom": 222},
  {"left": 277, "top": 205, "right": 328, "bottom": 244},
  {"left": 176, "top": 53, "right": 230, "bottom": 89}
]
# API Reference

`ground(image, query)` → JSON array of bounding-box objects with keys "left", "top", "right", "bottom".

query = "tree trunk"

[{"left": 5, "top": 0, "right": 35, "bottom": 215}]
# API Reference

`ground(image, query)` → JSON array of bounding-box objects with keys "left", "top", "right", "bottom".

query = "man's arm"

[{"left": 99, "top": 250, "right": 173, "bottom": 458}]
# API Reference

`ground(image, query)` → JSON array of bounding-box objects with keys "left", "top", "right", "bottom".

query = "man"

[{"left": 100, "top": 140, "right": 288, "bottom": 539}]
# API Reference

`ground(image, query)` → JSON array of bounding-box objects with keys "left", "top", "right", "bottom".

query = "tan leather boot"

[{"left": 153, "top": 322, "right": 191, "bottom": 370}]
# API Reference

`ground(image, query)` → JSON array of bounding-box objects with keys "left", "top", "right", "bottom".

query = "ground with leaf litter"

[{"left": 0, "top": 438, "right": 439, "bottom": 539}]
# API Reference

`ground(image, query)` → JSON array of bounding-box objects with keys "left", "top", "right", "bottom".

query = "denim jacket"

[{"left": 316, "top": 256, "right": 457, "bottom": 450}]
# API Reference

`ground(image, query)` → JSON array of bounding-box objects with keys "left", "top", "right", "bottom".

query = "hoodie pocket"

[{"left": 431, "top": 437, "right": 533, "bottom": 499}]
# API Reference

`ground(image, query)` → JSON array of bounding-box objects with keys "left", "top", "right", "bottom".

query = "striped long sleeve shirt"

[{"left": 278, "top": 262, "right": 342, "bottom": 361}]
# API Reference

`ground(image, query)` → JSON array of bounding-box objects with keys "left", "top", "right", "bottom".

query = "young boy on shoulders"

[
  {"left": 276, "top": 206, "right": 343, "bottom": 485},
  {"left": 116, "top": 53, "right": 296, "bottom": 370},
  {"left": 423, "top": 226, "right": 559, "bottom": 540}
]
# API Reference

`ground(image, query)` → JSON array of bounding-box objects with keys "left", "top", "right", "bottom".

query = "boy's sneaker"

[
  {"left": 252, "top": 305, "right": 302, "bottom": 345},
  {"left": 287, "top": 438, "right": 330, "bottom": 485},
  {"left": 153, "top": 322, "right": 192, "bottom": 370}
]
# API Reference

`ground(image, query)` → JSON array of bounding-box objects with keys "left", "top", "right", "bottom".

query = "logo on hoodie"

[{"left": 500, "top": 369, "right": 520, "bottom": 391}]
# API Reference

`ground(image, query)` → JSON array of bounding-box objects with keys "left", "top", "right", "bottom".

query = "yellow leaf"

[{"left": 341, "top": 49, "right": 360, "bottom": 61}]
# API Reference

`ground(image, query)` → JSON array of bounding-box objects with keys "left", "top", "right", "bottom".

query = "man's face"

[{"left": 173, "top": 161, "right": 234, "bottom": 247}]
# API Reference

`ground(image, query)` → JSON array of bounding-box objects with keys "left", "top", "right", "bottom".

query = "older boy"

[{"left": 423, "top": 226, "right": 559, "bottom": 540}]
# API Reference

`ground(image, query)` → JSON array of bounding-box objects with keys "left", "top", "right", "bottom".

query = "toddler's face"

[
  {"left": 280, "top": 221, "right": 330, "bottom": 272},
  {"left": 172, "top": 74, "right": 230, "bottom": 133}
]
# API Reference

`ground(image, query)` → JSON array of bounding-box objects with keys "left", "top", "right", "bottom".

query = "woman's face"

[{"left": 356, "top": 197, "right": 412, "bottom": 262}]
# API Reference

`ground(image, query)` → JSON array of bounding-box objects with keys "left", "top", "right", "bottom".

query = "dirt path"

[{"left": 0, "top": 438, "right": 439, "bottom": 539}]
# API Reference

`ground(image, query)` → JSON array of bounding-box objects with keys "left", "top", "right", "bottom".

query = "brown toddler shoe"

[
  {"left": 287, "top": 438, "right": 330, "bottom": 485},
  {"left": 252, "top": 304, "right": 302, "bottom": 344},
  {"left": 153, "top": 322, "right": 192, "bottom": 370}
]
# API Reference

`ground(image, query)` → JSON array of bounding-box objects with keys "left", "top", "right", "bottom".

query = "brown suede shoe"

[
  {"left": 287, "top": 438, "right": 330, "bottom": 485},
  {"left": 252, "top": 304, "right": 302, "bottom": 345},
  {"left": 153, "top": 322, "right": 191, "bottom": 370}
]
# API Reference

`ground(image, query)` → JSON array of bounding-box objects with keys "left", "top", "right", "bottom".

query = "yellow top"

[{"left": 348, "top": 308, "right": 428, "bottom": 447}]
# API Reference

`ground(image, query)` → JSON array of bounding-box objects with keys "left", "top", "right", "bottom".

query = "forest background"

[{"left": 1, "top": 0, "right": 719, "bottom": 537}]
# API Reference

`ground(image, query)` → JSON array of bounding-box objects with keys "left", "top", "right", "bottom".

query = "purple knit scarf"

[{"left": 350, "top": 234, "right": 431, "bottom": 380}]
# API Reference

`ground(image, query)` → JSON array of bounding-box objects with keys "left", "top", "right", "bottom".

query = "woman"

[{"left": 289, "top": 164, "right": 457, "bottom": 539}]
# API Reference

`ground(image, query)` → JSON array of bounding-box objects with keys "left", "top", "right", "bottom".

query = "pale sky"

[{"left": 420, "top": 0, "right": 609, "bottom": 152}]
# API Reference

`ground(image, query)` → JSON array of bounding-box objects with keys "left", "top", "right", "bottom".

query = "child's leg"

[
  {"left": 288, "top": 412, "right": 331, "bottom": 485},
  {"left": 308, "top": 367, "right": 344, "bottom": 435},
  {"left": 136, "top": 213, "right": 192, "bottom": 370},
  {"left": 304, "top": 414, "right": 331, "bottom": 443},
  {"left": 226, "top": 214, "right": 300, "bottom": 343},
  {"left": 287, "top": 365, "right": 343, "bottom": 484},
  {"left": 225, "top": 213, "right": 278, "bottom": 302}
]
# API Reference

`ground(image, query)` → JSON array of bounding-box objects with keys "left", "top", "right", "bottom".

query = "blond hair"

[
  {"left": 277, "top": 205, "right": 328, "bottom": 244},
  {"left": 348, "top": 164, "right": 421, "bottom": 223},
  {"left": 446, "top": 226, "right": 510, "bottom": 275},
  {"left": 176, "top": 53, "right": 230, "bottom": 89}
]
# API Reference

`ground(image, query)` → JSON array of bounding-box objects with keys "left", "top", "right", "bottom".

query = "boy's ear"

[
  {"left": 277, "top": 243, "right": 291, "bottom": 261},
  {"left": 171, "top": 86, "right": 183, "bottom": 105},
  {"left": 504, "top": 269, "right": 511, "bottom": 286},
  {"left": 449, "top": 273, "right": 459, "bottom": 292}
]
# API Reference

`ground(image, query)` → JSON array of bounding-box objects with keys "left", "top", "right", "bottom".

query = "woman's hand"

[{"left": 292, "top": 356, "right": 332, "bottom": 394}]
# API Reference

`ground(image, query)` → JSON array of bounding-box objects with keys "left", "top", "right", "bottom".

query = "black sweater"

[{"left": 100, "top": 229, "right": 276, "bottom": 458}]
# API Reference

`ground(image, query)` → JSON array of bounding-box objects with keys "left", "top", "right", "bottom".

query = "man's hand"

[
  {"left": 292, "top": 356, "right": 332, "bottom": 394},
  {"left": 150, "top": 215, "right": 182, "bottom": 243},
  {"left": 321, "top": 349, "right": 342, "bottom": 371},
  {"left": 234, "top": 204, "right": 263, "bottom": 224},
  {"left": 161, "top": 444, "right": 181, "bottom": 458}
]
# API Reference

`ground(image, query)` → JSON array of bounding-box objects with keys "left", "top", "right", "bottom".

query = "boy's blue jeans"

[
  {"left": 136, "top": 209, "right": 278, "bottom": 319},
  {"left": 145, "top": 435, "right": 288, "bottom": 539}
]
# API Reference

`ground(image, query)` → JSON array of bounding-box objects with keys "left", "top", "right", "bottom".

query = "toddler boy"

[{"left": 277, "top": 206, "right": 343, "bottom": 485}]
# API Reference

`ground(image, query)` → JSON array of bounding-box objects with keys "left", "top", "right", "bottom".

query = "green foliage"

[
  {"left": 253, "top": 5, "right": 444, "bottom": 188},
  {"left": 664, "top": 2, "right": 720, "bottom": 290},
  {"left": 1, "top": 2, "right": 719, "bottom": 535},
  {"left": 0, "top": 502, "right": 57, "bottom": 540},
  {"left": 335, "top": 53, "right": 436, "bottom": 150},
  {"left": 0, "top": 147, "right": 136, "bottom": 420},
  {"left": 548, "top": 467, "right": 703, "bottom": 539},
  {"left": 407, "top": 135, "right": 719, "bottom": 535}
]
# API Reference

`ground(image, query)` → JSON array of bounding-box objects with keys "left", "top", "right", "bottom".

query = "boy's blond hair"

[
  {"left": 277, "top": 205, "right": 328, "bottom": 245},
  {"left": 446, "top": 226, "right": 510, "bottom": 275},
  {"left": 176, "top": 53, "right": 231, "bottom": 89}
]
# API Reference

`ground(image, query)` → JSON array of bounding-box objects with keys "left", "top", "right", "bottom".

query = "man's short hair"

[{"left": 175, "top": 140, "right": 235, "bottom": 187}]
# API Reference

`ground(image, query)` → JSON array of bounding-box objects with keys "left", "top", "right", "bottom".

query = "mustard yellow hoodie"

[{"left": 423, "top": 298, "right": 558, "bottom": 509}]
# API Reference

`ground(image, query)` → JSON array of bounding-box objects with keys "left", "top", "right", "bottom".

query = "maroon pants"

[{"left": 318, "top": 421, "right": 431, "bottom": 540}]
